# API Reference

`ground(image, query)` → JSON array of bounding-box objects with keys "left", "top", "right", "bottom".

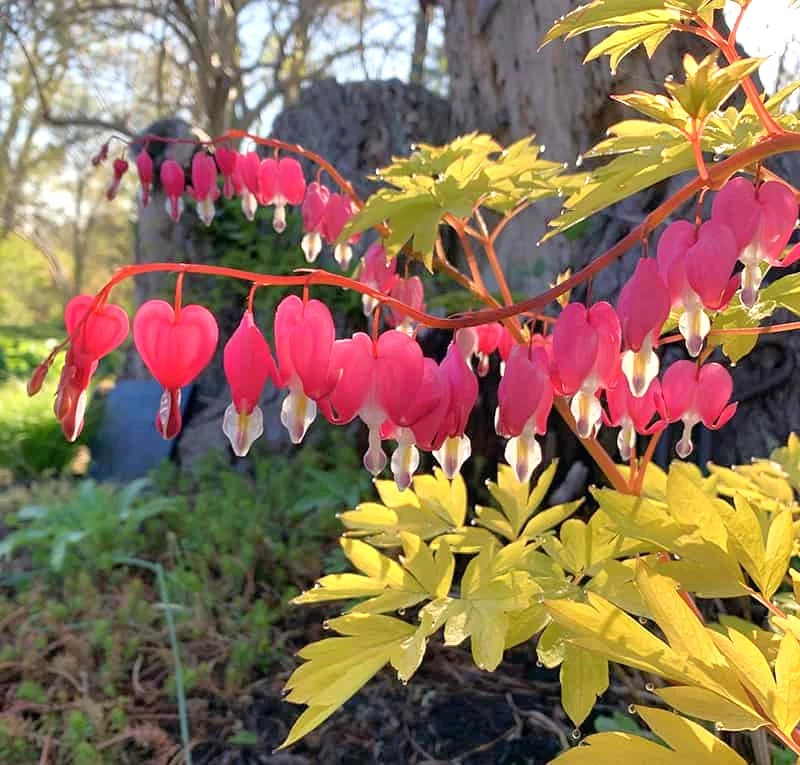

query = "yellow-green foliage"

[{"left": 283, "top": 442, "right": 800, "bottom": 759}]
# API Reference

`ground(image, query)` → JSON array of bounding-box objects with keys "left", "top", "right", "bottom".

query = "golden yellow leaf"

[
  {"left": 656, "top": 686, "right": 766, "bottom": 730},
  {"left": 764, "top": 509, "right": 794, "bottom": 599},
  {"left": 775, "top": 631, "right": 800, "bottom": 734},
  {"left": 280, "top": 614, "right": 416, "bottom": 748},
  {"left": 560, "top": 643, "right": 609, "bottom": 727},
  {"left": 550, "top": 706, "right": 747, "bottom": 764}
]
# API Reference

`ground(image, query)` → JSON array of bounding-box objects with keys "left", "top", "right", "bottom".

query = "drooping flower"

[
  {"left": 258, "top": 156, "right": 307, "bottom": 233},
  {"left": 660, "top": 360, "right": 738, "bottom": 458},
  {"left": 616, "top": 258, "right": 670, "bottom": 397},
  {"left": 324, "top": 193, "right": 360, "bottom": 268},
  {"left": 711, "top": 177, "right": 800, "bottom": 307},
  {"left": 222, "top": 310, "right": 278, "bottom": 456},
  {"left": 551, "top": 301, "right": 620, "bottom": 439},
  {"left": 387, "top": 357, "right": 448, "bottom": 489},
  {"left": 431, "top": 342, "right": 479, "bottom": 479},
  {"left": 214, "top": 146, "right": 239, "bottom": 199},
  {"left": 358, "top": 242, "right": 397, "bottom": 315},
  {"left": 54, "top": 295, "right": 130, "bottom": 442},
  {"left": 387, "top": 276, "right": 425, "bottom": 335},
  {"left": 105, "top": 158, "right": 129, "bottom": 201},
  {"left": 603, "top": 376, "right": 664, "bottom": 462},
  {"left": 657, "top": 219, "right": 738, "bottom": 357},
  {"left": 133, "top": 300, "right": 219, "bottom": 439},
  {"left": 473, "top": 322, "right": 505, "bottom": 377},
  {"left": 496, "top": 339, "right": 553, "bottom": 482},
  {"left": 322, "top": 330, "right": 434, "bottom": 477},
  {"left": 135, "top": 149, "right": 154, "bottom": 206},
  {"left": 301, "top": 182, "right": 330, "bottom": 262},
  {"left": 160, "top": 159, "right": 185, "bottom": 222},
  {"left": 235, "top": 151, "right": 260, "bottom": 221},
  {"left": 274, "top": 295, "right": 338, "bottom": 444},
  {"left": 186, "top": 153, "right": 220, "bottom": 227}
]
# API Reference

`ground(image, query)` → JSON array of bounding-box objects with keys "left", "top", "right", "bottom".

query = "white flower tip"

[{"left": 222, "top": 403, "right": 264, "bottom": 457}]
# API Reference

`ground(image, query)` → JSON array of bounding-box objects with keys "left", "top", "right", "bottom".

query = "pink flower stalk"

[
  {"left": 431, "top": 342, "right": 479, "bottom": 479},
  {"left": 214, "top": 147, "right": 239, "bottom": 199},
  {"left": 616, "top": 258, "right": 670, "bottom": 397},
  {"left": 301, "top": 182, "right": 331, "bottom": 263},
  {"left": 387, "top": 276, "right": 425, "bottom": 335},
  {"left": 322, "top": 330, "right": 434, "bottom": 477},
  {"left": 187, "top": 153, "right": 220, "bottom": 227},
  {"left": 711, "top": 177, "right": 800, "bottom": 307},
  {"left": 105, "top": 158, "right": 129, "bottom": 201},
  {"left": 135, "top": 150, "right": 153, "bottom": 206},
  {"left": 496, "top": 340, "right": 553, "bottom": 482},
  {"left": 222, "top": 310, "right": 278, "bottom": 457},
  {"left": 324, "top": 193, "right": 360, "bottom": 268},
  {"left": 236, "top": 152, "right": 260, "bottom": 221},
  {"left": 473, "top": 322, "right": 505, "bottom": 377},
  {"left": 660, "top": 361, "right": 738, "bottom": 458},
  {"left": 54, "top": 295, "right": 130, "bottom": 442},
  {"left": 603, "top": 377, "right": 664, "bottom": 462},
  {"left": 160, "top": 159, "right": 185, "bottom": 222},
  {"left": 258, "top": 157, "right": 307, "bottom": 233},
  {"left": 551, "top": 301, "right": 621, "bottom": 439},
  {"left": 358, "top": 242, "right": 397, "bottom": 315},
  {"left": 657, "top": 219, "right": 738, "bottom": 357},
  {"left": 274, "top": 295, "right": 338, "bottom": 444},
  {"left": 133, "top": 300, "right": 219, "bottom": 439}
]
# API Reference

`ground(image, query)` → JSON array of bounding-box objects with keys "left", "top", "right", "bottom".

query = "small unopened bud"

[
  {"left": 27, "top": 359, "right": 52, "bottom": 396},
  {"left": 91, "top": 141, "right": 110, "bottom": 167},
  {"left": 106, "top": 158, "right": 129, "bottom": 200}
]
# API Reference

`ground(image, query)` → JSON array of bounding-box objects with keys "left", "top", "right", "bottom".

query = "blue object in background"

[{"left": 90, "top": 381, "right": 194, "bottom": 482}]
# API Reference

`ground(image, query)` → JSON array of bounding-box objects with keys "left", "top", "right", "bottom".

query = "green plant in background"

[
  {"left": 0, "top": 478, "right": 180, "bottom": 574},
  {"left": 192, "top": 198, "right": 362, "bottom": 329}
]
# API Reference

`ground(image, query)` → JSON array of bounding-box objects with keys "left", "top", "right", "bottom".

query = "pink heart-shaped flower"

[
  {"left": 65, "top": 295, "right": 130, "bottom": 362},
  {"left": 133, "top": 299, "right": 219, "bottom": 390}
]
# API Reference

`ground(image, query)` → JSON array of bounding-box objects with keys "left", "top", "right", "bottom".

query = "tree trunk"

[{"left": 441, "top": 0, "right": 708, "bottom": 295}]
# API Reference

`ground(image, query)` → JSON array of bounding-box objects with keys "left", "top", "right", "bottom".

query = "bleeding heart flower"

[
  {"left": 322, "top": 330, "right": 435, "bottom": 477},
  {"left": 616, "top": 258, "right": 670, "bottom": 397},
  {"left": 660, "top": 360, "right": 738, "bottom": 458},
  {"left": 497, "top": 326, "right": 514, "bottom": 375},
  {"left": 222, "top": 310, "right": 278, "bottom": 457},
  {"left": 54, "top": 295, "right": 130, "bottom": 442},
  {"left": 301, "top": 182, "right": 331, "bottom": 262},
  {"left": 711, "top": 177, "right": 800, "bottom": 307},
  {"left": 235, "top": 152, "right": 260, "bottom": 221},
  {"left": 160, "top": 159, "right": 185, "bottom": 222},
  {"left": 186, "top": 153, "right": 220, "bottom": 227},
  {"left": 324, "top": 193, "right": 360, "bottom": 268},
  {"left": 496, "top": 338, "right": 553, "bottom": 482},
  {"left": 473, "top": 323, "right": 505, "bottom": 377},
  {"left": 387, "top": 276, "right": 425, "bottom": 335},
  {"left": 358, "top": 242, "right": 397, "bottom": 315},
  {"left": 551, "top": 301, "right": 620, "bottom": 439},
  {"left": 214, "top": 147, "right": 238, "bottom": 199},
  {"left": 258, "top": 157, "right": 307, "bottom": 233},
  {"left": 603, "top": 377, "right": 664, "bottom": 462},
  {"left": 274, "top": 295, "right": 338, "bottom": 444},
  {"left": 656, "top": 219, "right": 737, "bottom": 358},
  {"left": 135, "top": 150, "right": 153, "bottom": 206},
  {"left": 133, "top": 300, "right": 219, "bottom": 439},
  {"left": 389, "top": 357, "right": 449, "bottom": 489},
  {"left": 430, "top": 342, "right": 479, "bottom": 479}
]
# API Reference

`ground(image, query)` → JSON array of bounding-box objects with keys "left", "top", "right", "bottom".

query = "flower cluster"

[{"left": 63, "top": 159, "right": 799, "bottom": 488}]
